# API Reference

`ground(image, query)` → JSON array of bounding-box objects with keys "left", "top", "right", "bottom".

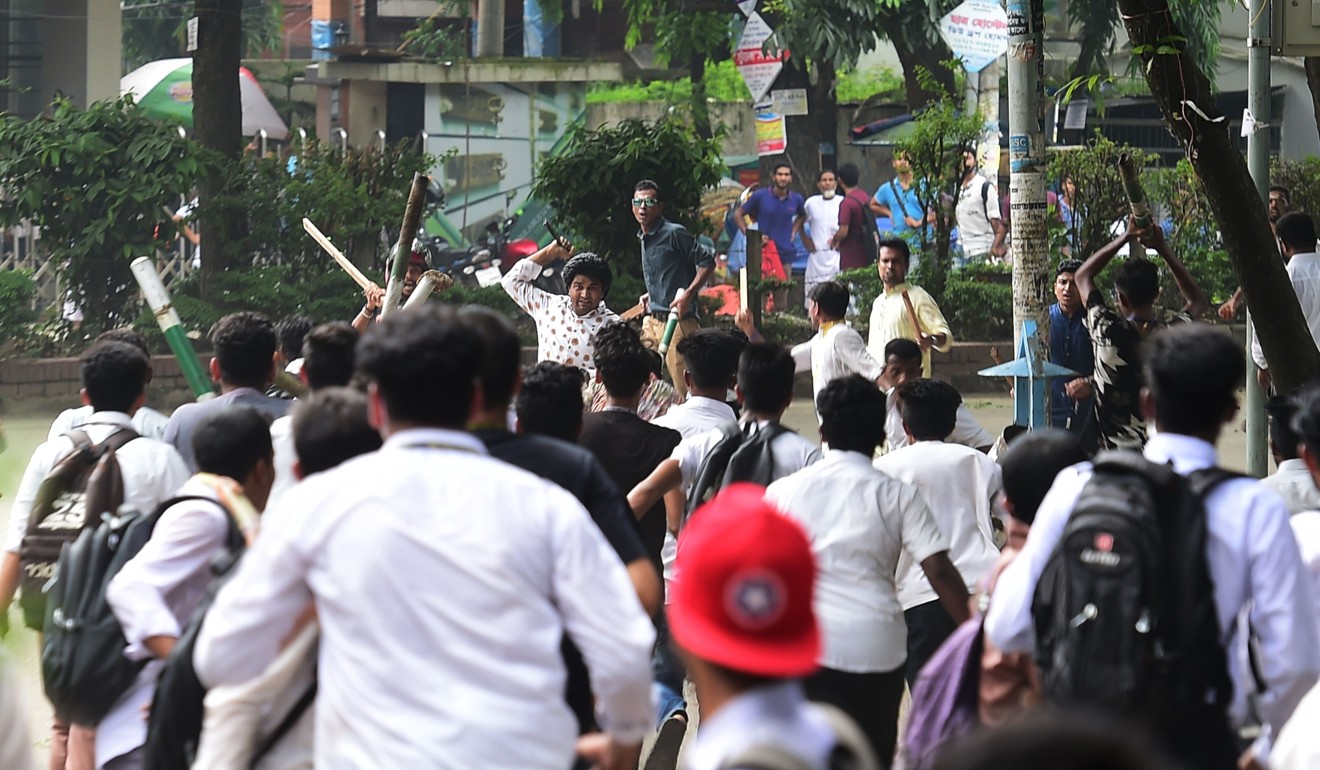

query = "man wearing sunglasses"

[{"left": 633, "top": 180, "right": 716, "bottom": 400}]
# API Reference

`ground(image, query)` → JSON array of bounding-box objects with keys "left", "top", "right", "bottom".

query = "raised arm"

[
  {"left": 1074, "top": 218, "right": 1138, "bottom": 303},
  {"left": 500, "top": 240, "right": 571, "bottom": 314},
  {"left": 1141, "top": 224, "right": 1208, "bottom": 317},
  {"left": 628, "top": 459, "right": 682, "bottom": 521}
]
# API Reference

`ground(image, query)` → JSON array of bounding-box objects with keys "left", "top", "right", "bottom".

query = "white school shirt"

[
  {"left": 47, "top": 404, "right": 170, "bottom": 441},
  {"left": 984, "top": 432, "right": 1320, "bottom": 735},
  {"left": 5, "top": 411, "right": 189, "bottom": 553},
  {"left": 765, "top": 450, "right": 949, "bottom": 672},
  {"left": 193, "top": 621, "right": 318, "bottom": 770},
  {"left": 791, "top": 324, "right": 885, "bottom": 408},
  {"left": 101, "top": 481, "right": 234, "bottom": 766},
  {"left": 651, "top": 395, "right": 737, "bottom": 439},
  {"left": 501, "top": 256, "right": 620, "bottom": 370},
  {"left": 193, "top": 428, "right": 655, "bottom": 770},
  {"left": 684, "top": 681, "right": 836, "bottom": 770},
  {"left": 955, "top": 173, "right": 1000, "bottom": 256},
  {"left": 883, "top": 392, "right": 994, "bottom": 454},
  {"left": 266, "top": 414, "right": 297, "bottom": 511},
  {"left": 1252, "top": 252, "right": 1320, "bottom": 371},
  {"left": 873, "top": 441, "right": 1003, "bottom": 610},
  {"left": 1261, "top": 458, "right": 1320, "bottom": 517}
]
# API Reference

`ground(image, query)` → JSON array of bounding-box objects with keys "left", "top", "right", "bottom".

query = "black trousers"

[
  {"left": 904, "top": 599, "right": 959, "bottom": 687},
  {"left": 804, "top": 665, "right": 906, "bottom": 769}
]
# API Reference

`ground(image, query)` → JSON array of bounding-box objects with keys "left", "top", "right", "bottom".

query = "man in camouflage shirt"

[{"left": 1073, "top": 217, "right": 1208, "bottom": 449}]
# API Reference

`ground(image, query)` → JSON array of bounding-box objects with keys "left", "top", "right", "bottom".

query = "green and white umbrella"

[{"left": 121, "top": 58, "right": 289, "bottom": 141}]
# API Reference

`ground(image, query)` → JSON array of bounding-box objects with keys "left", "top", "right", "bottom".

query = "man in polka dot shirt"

[{"left": 502, "top": 240, "right": 620, "bottom": 372}]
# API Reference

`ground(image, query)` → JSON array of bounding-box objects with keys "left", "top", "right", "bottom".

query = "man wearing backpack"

[
  {"left": 984, "top": 323, "right": 1320, "bottom": 770},
  {"left": 98, "top": 408, "right": 273, "bottom": 770},
  {"left": 953, "top": 149, "right": 1005, "bottom": 266},
  {"left": 666, "top": 483, "right": 880, "bottom": 770},
  {"left": 835, "top": 163, "right": 877, "bottom": 271},
  {"left": 195, "top": 306, "right": 654, "bottom": 770},
  {"left": 0, "top": 340, "right": 189, "bottom": 769}
]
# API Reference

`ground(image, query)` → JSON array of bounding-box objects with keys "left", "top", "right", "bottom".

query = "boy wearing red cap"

[{"left": 669, "top": 484, "right": 879, "bottom": 770}]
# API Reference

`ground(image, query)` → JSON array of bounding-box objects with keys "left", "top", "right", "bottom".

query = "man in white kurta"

[{"left": 866, "top": 239, "right": 951, "bottom": 378}]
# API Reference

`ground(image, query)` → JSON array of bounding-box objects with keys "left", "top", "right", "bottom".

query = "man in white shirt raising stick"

[{"left": 195, "top": 305, "right": 655, "bottom": 770}]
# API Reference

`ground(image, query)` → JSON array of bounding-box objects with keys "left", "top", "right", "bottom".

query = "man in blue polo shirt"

[
  {"left": 737, "top": 163, "right": 806, "bottom": 264},
  {"left": 634, "top": 179, "right": 716, "bottom": 400}
]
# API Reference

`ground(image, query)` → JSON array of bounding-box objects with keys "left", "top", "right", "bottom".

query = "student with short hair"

[
  {"left": 165, "top": 312, "right": 291, "bottom": 471},
  {"left": 986, "top": 323, "right": 1320, "bottom": 770},
  {"left": 652, "top": 330, "right": 744, "bottom": 439},
  {"left": 880, "top": 339, "right": 993, "bottom": 453},
  {"left": 874, "top": 378, "right": 1004, "bottom": 686},
  {"left": 0, "top": 340, "right": 190, "bottom": 769},
  {"left": 103, "top": 407, "right": 275, "bottom": 770},
  {"left": 766, "top": 375, "right": 968, "bottom": 761},
  {"left": 267, "top": 321, "right": 361, "bottom": 509},
  {"left": 195, "top": 306, "right": 655, "bottom": 769},
  {"left": 516, "top": 361, "right": 588, "bottom": 443},
  {"left": 1261, "top": 394, "right": 1320, "bottom": 515},
  {"left": 790, "top": 281, "right": 885, "bottom": 415},
  {"left": 48, "top": 329, "right": 170, "bottom": 440},
  {"left": 191, "top": 389, "right": 381, "bottom": 770}
]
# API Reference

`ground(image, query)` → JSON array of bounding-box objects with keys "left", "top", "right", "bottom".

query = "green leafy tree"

[
  {"left": 1065, "top": 0, "right": 1222, "bottom": 86},
  {"left": 894, "top": 79, "right": 982, "bottom": 304},
  {"left": 532, "top": 118, "right": 724, "bottom": 306},
  {"left": 1047, "top": 133, "right": 1156, "bottom": 258},
  {"left": 1119, "top": 0, "right": 1320, "bottom": 392},
  {"left": 0, "top": 97, "right": 213, "bottom": 332},
  {"left": 228, "top": 139, "right": 438, "bottom": 274},
  {"left": 122, "top": 0, "right": 284, "bottom": 72}
]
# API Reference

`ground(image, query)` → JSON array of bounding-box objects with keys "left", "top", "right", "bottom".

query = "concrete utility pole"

[
  {"left": 1244, "top": 0, "right": 1270, "bottom": 477},
  {"left": 1005, "top": 0, "right": 1050, "bottom": 357},
  {"left": 477, "top": 0, "right": 505, "bottom": 57}
]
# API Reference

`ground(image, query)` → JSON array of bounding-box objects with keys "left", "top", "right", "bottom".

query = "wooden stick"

[
  {"left": 739, "top": 267, "right": 749, "bottom": 312},
  {"left": 900, "top": 289, "right": 924, "bottom": 338},
  {"left": 382, "top": 173, "right": 430, "bottom": 320},
  {"left": 302, "top": 218, "right": 373, "bottom": 290},
  {"left": 618, "top": 303, "right": 646, "bottom": 321}
]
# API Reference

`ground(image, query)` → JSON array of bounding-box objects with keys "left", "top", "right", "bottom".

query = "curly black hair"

[
  {"left": 562, "top": 252, "right": 612, "bottom": 297},
  {"left": 516, "top": 362, "right": 586, "bottom": 442}
]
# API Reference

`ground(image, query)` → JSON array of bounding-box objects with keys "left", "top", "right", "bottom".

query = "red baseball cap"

[{"left": 668, "top": 483, "right": 820, "bottom": 678}]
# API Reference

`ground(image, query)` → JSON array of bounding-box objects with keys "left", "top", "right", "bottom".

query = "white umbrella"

[{"left": 121, "top": 58, "right": 290, "bottom": 141}]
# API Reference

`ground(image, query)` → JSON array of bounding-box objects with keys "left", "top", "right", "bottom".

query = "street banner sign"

[
  {"left": 735, "top": 13, "right": 788, "bottom": 104},
  {"left": 939, "top": 0, "right": 1009, "bottom": 72}
]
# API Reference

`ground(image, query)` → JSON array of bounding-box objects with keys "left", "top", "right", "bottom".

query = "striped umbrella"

[{"left": 121, "top": 58, "right": 289, "bottom": 141}]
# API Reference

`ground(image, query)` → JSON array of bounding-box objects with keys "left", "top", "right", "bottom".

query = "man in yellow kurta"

[{"left": 866, "top": 238, "right": 952, "bottom": 377}]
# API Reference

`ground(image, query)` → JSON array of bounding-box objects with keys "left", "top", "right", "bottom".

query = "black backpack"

[
  {"left": 41, "top": 494, "right": 211, "bottom": 726},
  {"left": 1031, "top": 451, "right": 1236, "bottom": 716},
  {"left": 686, "top": 421, "right": 790, "bottom": 519},
  {"left": 20, "top": 428, "right": 138, "bottom": 630},
  {"left": 139, "top": 516, "right": 258, "bottom": 770}
]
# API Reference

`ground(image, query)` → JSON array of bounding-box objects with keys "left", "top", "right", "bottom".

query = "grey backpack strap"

[{"left": 717, "top": 703, "right": 881, "bottom": 770}]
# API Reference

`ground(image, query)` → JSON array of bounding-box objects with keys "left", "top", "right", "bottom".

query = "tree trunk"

[
  {"left": 1305, "top": 57, "right": 1320, "bottom": 148},
  {"left": 689, "top": 51, "right": 711, "bottom": 141},
  {"left": 881, "top": 15, "right": 957, "bottom": 112},
  {"left": 758, "top": 59, "right": 821, "bottom": 197},
  {"left": 192, "top": 0, "right": 244, "bottom": 298},
  {"left": 1119, "top": 0, "right": 1320, "bottom": 392},
  {"left": 812, "top": 60, "right": 838, "bottom": 173}
]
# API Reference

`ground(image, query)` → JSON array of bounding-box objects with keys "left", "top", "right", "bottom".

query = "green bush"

[{"left": 0, "top": 269, "right": 35, "bottom": 336}]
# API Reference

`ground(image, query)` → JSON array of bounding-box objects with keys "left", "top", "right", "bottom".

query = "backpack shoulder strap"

[
  {"left": 64, "top": 429, "right": 94, "bottom": 453},
  {"left": 686, "top": 422, "right": 746, "bottom": 519},
  {"left": 1186, "top": 466, "right": 1244, "bottom": 500},
  {"left": 97, "top": 427, "right": 140, "bottom": 453},
  {"left": 716, "top": 702, "right": 880, "bottom": 770},
  {"left": 718, "top": 744, "right": 816, "bottom": 770}
]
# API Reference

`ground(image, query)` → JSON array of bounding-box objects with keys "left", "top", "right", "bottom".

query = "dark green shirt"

[{"left": 639, "top": 217, "right": 715, "bottom": 317}]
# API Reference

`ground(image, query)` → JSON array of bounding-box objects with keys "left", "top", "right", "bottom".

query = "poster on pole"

[
  {"left": 735, "top": 13, "right": 788, "bottom": 104},
  {"left": 938, "top": 0, "right": 1009, "bottom": 73},
  {"left": 755, "top": 107, "right": 787, "bottom": 156}
]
